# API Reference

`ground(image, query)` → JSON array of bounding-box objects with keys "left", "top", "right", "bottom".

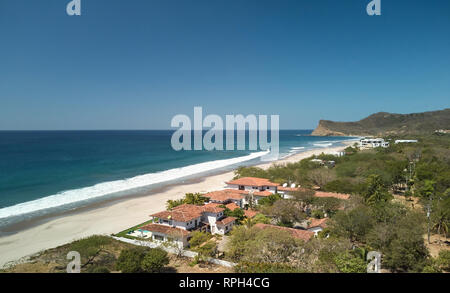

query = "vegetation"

[
  {"left": 231, "top": 134, "right": 450, "bottom": 273},
  {"left": 116, "top": 247, "right": 169, "bottom": 273},
  {"left": 166, "top": 193, "right": 207, "bottom": 210},
  {"left": 311, "top": 108, "right": 450, "bottom": 136}
]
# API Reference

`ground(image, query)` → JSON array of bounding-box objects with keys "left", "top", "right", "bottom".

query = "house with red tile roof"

[
  {"left": 226, "top": 177, "right": 279, "bottom": 193},
  {"left": 203, "top": 189, "right": 246, "bottom": 207},
  {"left": 253, "top": 223, "right": 315, "bottom": 242},
  {"left": 307, "top": 218, "right": 329, "bottom": 236},
  {"left": 225, "top": 177, "right": 283, "bottom": 205},
  {"left": 145, "top": 202, "right": 236, "bottom": 248}
]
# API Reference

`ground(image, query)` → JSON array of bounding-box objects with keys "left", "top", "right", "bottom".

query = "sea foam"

[{"left": 0, "top": 150, "right": 269, "bottom": 220}]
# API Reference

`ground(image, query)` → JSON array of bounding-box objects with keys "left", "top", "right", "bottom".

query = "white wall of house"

[
  {"left": 216, "top": 222, "right": 234, "bottom": 235},
  {"left": 155, "top": 217, "right": 201, "bottom": 230},
  {"left": 148, "top": 231, "right": 189, "bottom": 249},
  {"left": 226, "top": 184, "right": 277, "bottom": 193},
  {"left": 308, "top": 227, "right": 323, "bottom": 236}
]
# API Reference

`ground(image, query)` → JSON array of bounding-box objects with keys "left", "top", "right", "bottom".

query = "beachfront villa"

[
  {"left": 225, "top": 177, "right": 351, "bottom": 201},
  {"left": 225, "top": 177, "right": 278, "bottom": 205},
  {"left": 136, "top": 203, "right": 236, "bottom": 249},
  {"left": 359, "top": 138, "right": 390, "bottom": 149}
]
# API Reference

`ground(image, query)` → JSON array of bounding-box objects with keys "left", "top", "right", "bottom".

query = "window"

[
  {"left": 239, "top": 185, "right": 245, "bottom": 190},
  {"left": 154, "top": 235, "right": 164, "bottom": 241}
]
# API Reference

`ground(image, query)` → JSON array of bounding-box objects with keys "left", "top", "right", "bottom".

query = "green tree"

[
  {"left": 334, "top": 251, "right": 367, "bottom": 273},
  {"left": 166, "top": 198, "right": 184, "bottom": 210},
  {"left": 141, "top": 248, "right": 169, "bottom": 273},
  {"left": 330, "top": 206, "right": 374, "bottom": 242},
  {"left": 116, "top": 247, "right": 149, "bottom": 273},
  {"left": 362, "top": 174, "right": 393, "bottom": 205},
  {"left": 258, "top": 193, "right": 282, "bottom": 206},
  {"left": 184, "top": 193, "right": 207, "bottom": 205},
  {"left": 188, "top": 231, "right": 211, "bottom": 248}
]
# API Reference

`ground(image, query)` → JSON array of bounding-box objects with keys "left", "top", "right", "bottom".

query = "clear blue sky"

[{"left": 0, "top": 0, "right": 449, "bottom": 130}]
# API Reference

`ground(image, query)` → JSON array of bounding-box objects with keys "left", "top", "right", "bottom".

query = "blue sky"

[{"left": 0, "top": 0, "right": 449, "bottom": 130}]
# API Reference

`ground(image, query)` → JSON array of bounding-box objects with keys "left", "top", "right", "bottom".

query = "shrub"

[
  {"left": 141, "top": 248, "right": 169, "bottom": 273},
  {"left": 334, "top": 252, "right": 367, "bottom": 273},
  {"left": 189, "top": 231, "right": 211, "bottom": 248},
  {"left": 116, "top": 247, "right": 149, "bottom": 273}
]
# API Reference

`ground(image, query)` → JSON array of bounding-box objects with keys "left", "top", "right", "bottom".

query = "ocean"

[{"left": 0, "top": 130, "right": 357, "bottom": 228}]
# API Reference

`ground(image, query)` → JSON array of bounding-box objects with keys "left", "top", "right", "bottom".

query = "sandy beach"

[{"left": 0, "top": 142, "right": 352, "bottom": 267}]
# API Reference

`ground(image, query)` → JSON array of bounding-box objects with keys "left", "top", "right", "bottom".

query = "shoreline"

[{"left": 0, "top": 141, "right": 353, "bottom": 267}]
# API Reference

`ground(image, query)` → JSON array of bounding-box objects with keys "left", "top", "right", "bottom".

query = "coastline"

[{"left": 0, "top": 141, "right": 353, "bottom": 267}]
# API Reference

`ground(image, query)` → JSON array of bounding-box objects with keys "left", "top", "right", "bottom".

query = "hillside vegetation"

[{"left": 311, "top": 108, "right": 450, "bottom": 136}]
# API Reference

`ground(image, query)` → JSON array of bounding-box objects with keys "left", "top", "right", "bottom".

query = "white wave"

[
  {"left": 290, "top": 147, "right": 305, "bottom": 150},
  {"left": 313, "top": 143, "right": 333, "bottom": 147},
  {"left": 0, "top": 150, "right": 269, "bottom": 220}
]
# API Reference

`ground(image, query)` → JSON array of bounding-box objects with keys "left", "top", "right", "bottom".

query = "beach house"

[
  {"left": 202, "top": 189, "right": 247, "bottom": 208},
  {"left": 140, "top": 203, "right": 236, "bottom": 248},
  {"left": 359, "top": 138, "right": 389, "bottom": 149},
  {"left": 225, "top": 177, "right": 279, "bottom": 205}
]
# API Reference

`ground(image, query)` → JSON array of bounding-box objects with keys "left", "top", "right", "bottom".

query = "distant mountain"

[{"left": 311, "top": 109, "right": 450, "bottom": 136}]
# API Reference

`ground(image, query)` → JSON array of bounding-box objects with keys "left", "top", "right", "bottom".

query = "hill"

[{"left": 311, "top": 108, "right": 450, "bottom": 136}]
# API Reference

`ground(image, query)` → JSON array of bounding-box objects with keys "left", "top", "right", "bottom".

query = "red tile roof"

[
  {"left": 200, "top": 203, "right": 225, "bottom": 213},
  {"left": 253, "top": 190, "right": 273, "bottom": 197},
  {"left": 244, "top": 209, "right": 259, "bottom": 218},
  {"left": 253, "top": 223, "right": 314, "bottom": 242},
  {"left": 152, "top": 203, "right": 224, "bottom": 222},
  {"left": 226, "top": 177, "right": 279, "bottom": 187},
  {"left": 314, "top": 191, "right": 350, "bottom": 200},
  {"left": 308, "top": 218, "right": 329, "bottom": 229},
  {"left": 225, "top": 202, "right": 240, "bottom": 211},
  {"left": 216, "top": 217, "right": 236, "bottom": 226},
  {"left": 278, "top": 186, "right": 304, "bottom": 192},
  {"left": 151, "top": 207, "right": 202, "bottom": 222},
  {"left": 203, "top": 190, "right": 245, "bottom": 202},
  {"left": 140, "top": 224, "right": 190, "bottom": 236}
]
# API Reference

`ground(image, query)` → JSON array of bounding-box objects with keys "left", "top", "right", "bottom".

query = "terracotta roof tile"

[
  {"left": 244, "top": 209, "right": 259, "bottom": 218},
  {"left": 253, "top": 223, "right": 314, "bottom": 242},
  {"left": 253, "top": 190, "right": 273, "bottom": 197},
  {"left": 140, "top": 224, "right": 190, "bottom": 236},
  {"left": 216, "top": 217, "right": 236, "bottom": 226},
  {"left": 226, "top": 177, "right": 279, "bottom": 187},
  {"left": 203, "top": 190, "right": 245, "bottom": 202},
  {"left": 308, "top": 218, "right": 329, "bottom": 228}
]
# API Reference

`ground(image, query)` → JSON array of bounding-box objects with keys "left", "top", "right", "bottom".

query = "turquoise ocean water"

[{"left": 0, "top": 130, "right": 357, "bottom": 227}]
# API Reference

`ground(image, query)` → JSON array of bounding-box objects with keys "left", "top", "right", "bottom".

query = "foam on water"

[
  {"left": 313, "top": 143, "right": 333, "bottom": 147},
  {"left": 0, "top": 150, "right": 269, "bottom": 220}
]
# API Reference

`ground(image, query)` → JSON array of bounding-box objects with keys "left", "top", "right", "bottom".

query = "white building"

[
  {"left": 394, "top": 140, "right": 418, "bottom": 144},
  {"left": 225, "top": 177, "right": 278, "bottom": 205},
  {"left": 359, "top": 138, "right": 389, "bottom": 149},
  {"left": 139, "top": 203, "right": 236, "bottom": 248}
]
